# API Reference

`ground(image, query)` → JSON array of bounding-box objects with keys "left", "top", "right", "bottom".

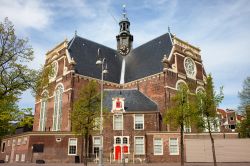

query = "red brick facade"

[{"left": 0, "top": 34, "right": 209, "bottom": 163}]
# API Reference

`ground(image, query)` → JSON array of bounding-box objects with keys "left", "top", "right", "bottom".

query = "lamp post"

[{"left": 96, "top": 48, "right": 108, "bottom": 166}]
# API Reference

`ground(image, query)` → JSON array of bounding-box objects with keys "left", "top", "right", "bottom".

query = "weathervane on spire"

[{"left": 122, "top": 4, "right": 127, "bottom": 18}]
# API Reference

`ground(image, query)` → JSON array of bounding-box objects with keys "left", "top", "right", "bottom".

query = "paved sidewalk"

[{"left": 1, "top": 163, "right": 250, "bottom": 166}]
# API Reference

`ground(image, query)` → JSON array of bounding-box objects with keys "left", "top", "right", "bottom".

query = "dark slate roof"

[
  {"left": 125, "top": 33, "right": 173, "bottom": 82},
  {"left": 67, "top": 33, "right": 172, "bottom": 83},
  {"left": 103, "top": 89, "right": 158, "bottom": 112},
  {"left": 68, "top": 36, "right": 122, "bottom": 83}
]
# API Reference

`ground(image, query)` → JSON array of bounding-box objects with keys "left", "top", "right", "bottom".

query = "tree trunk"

[
  {"left": 180, "top": 123, "right": 184, "bottom": 166},
  {"left": 84, "top": 132, "right": 89, "bottom": 166},
  {"left": 208, "top": 118, "right": 217, "bottom": 166},
  {"left": 81, "top": 134, "right": 84, "bottom": 163}
]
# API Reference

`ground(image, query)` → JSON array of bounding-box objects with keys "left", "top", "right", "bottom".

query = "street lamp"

[{"left": 96, "top": 48, "right": 108, "bottom": 166}]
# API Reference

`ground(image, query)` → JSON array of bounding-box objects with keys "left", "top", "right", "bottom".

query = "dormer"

[{"left": 111, "top": 97, "right": 125, "bottom": 113}]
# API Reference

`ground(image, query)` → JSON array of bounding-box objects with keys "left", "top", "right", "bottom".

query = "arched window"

[
  {"left": 176, "top": 80, "right": 188, "bottom": 90},
  {"left": 123, "top": 137, "right": 128, "bottom": 144},
  {"left": 116, "top": 137, "right": 121, "bottom": 144},
  {"left": 39, "top": 91, "right": 48, "bottom": 131},
  {"left": 196, "top": 86, "right": 205, "bottom": 94},
  {"left": 53, "top": 84, "right": 63, "bottom": 131}
]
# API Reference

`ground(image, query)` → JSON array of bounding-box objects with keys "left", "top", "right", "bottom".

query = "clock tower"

[{"left": 116, "top": 5, "right": 133, "bottom": 56}]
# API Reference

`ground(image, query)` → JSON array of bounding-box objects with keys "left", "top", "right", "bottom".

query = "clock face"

[
  {"left": 119, "top": 44, "right": 130, "bottom": 56},
  {"left": 184, "top": 57, "right": 196, "bottom": 77}
]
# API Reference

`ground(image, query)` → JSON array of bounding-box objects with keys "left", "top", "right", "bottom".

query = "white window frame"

[
  {"left": 53, "top": 84, "right": 64, "bottom": 131},
  {"left": 12, "top": 139, "right": 16, "bottom": 146},
  {"left": 68, "top": 138, "right": 77, "bottom": 155},
  {"left": 169, "top": 138, "right": 179, "bottom": 155},
  {"left": 176, "top": 80, "right": 188, "bottom": 90},
  {"left": 15, "top": 154, "right": 19, "bottom": 162},
  {"left": 134, "top": 114, "right": 144, "bottom": 130},
  {"left": 7, "top": 140, "right": 10, "bottom": 146},
  {"left": 5, "top": 155, "right": 9, "bottom": 162},
  {"left": 39, "top": 92, "right": 48, "bottom": 131},
  {"left": 93, "top": 136, "right": 101, "bottom": 155},
  {"left": 22, "top": 137, "right": 28, "bottom": 145},
  {"left": 17, "top": 138, "right": 21, "bottom": 145},
  {"left": 184, "top": 126, "right": 191, "bottom": 132},
  {"left": 134, "top": 136, "right": 145, "bottom": 155},
  {"left": 21, "top": 154, "right": 25, "bottom": 162},
  {"left": 154, "top": 138, "right": 163, "bottom": 155},
  {"left": 113, "top": 114, "right": 123, "bottom": 130},
  {"left": 93, "top": 117, "right": 100, "bottom": 130}
]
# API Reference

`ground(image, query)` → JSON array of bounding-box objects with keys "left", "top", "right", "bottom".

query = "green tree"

[
  {"left": 164, "top": 84, "right": 198, "bottom": 166},
  {"left": 71, "top": 81, "right": 101, "bottom": 165},
  {"left": 238, "top": 77, "right": 250, "bottom": 111},
  {"left": 0, "top": 17, "right": 36, "bottom": 100},
  {"left": 0, "top": 17, "right": 37, "bottom": 139},
  {"left": 195, "top": 74, "right": 223, "bottom": 166},
  {"left": 0, "top": 96, "right": 18, "bottom": 138},
  {"left": 238, "top": 76, "right": 250, "bottom": 137},
  {"left": 32, "top": 64, "right": 54, "bottom": 98},
  {"left": 16, "top": 108, "right": 34, "bottom": 128}
]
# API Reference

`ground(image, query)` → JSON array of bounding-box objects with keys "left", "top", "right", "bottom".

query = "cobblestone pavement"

[{"left": 1, "top": 163, "right": 250, "bottom": 166}]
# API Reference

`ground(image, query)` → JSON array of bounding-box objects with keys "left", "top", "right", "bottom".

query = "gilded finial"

[{"left": 122, "top": 4, "right": 126, "bottom": 18}]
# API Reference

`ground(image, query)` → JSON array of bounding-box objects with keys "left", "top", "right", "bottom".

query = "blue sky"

[{"left": 1, "top": 0, "right": 249, "bottom": 111}]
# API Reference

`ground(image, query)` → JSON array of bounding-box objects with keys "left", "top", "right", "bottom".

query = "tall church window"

[
  {"left": 176, "top": 80, "right": 188, "bottom": 90},
  {"left": 39, "top": 91, "right": 48, "bottom": 131},
  {"left": 53, "top": 84, "right": 63, "bottom": 131}
]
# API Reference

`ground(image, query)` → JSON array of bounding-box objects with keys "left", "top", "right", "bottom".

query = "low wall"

[{"left": 186, "top": 138, "right": 250, "bottom": 162}]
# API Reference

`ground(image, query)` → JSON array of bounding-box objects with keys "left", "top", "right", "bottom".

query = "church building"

[{"left": 0, "top": 7, "right": 208, "bottom": 163}]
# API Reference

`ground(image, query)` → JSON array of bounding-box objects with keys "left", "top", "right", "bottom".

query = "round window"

[{"left": 184, "top": 57, "right": 196, "bottom": 78}]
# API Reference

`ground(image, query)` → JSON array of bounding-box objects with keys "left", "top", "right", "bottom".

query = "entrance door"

[{"left": 114, "top": 146, "right": 121, "bottom": 160}]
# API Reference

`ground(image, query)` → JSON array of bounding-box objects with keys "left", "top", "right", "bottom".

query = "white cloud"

[{"left": 0, "top": 0, "right": 52, "bottom": 31}]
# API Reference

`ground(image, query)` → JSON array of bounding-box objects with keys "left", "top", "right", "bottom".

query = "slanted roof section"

[
  {"left": 103, "top": 89, "right": 158, "bottom": 112},
  {"left": 125, "top": 33, "right": 173, "bottom": 82},
  {"left": 68, "top": 36, "right": 122, "bottom": 83}
]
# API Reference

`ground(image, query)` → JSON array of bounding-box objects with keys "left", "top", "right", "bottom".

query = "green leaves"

[
  {"left": 238, "top": 77, "right": 250, "bottom": 137},
  {"left": 71, "top": 80, "right": 101, "bottom": 135},
  {"left": 195, "top": 74, "right": 223, "bottom": 131},
  {"left": 0, "top": 18, "right": 36, "bottom": 100},
  {"left": 238, "top": 76, "right": 250, "bottom": 112},
  {"left": 164, "top": 83, "right": 198, "bottom": 129},
  {"left": 0, "top": 18, "right": 36, "bottom": 138}
]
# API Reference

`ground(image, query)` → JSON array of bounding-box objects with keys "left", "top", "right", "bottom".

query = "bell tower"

[{"left": 116, "top": 5, "right": 133, "bottom": 56}]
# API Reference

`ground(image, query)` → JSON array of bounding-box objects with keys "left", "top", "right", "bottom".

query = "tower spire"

[
  {"left": 122, "top": 4, "right": 127, "bottom": 19},
  {"left": 116, "top": 5, "right": 133, "bottom": 56}
]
